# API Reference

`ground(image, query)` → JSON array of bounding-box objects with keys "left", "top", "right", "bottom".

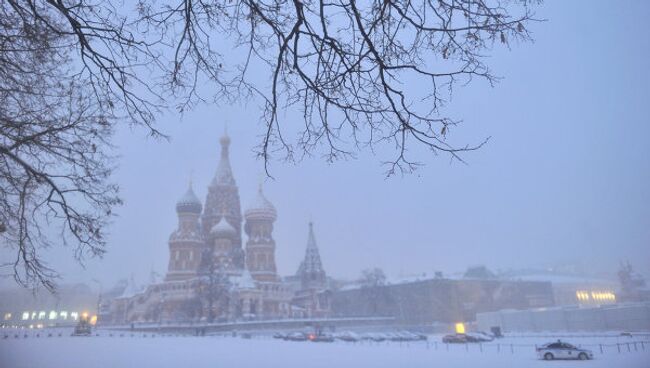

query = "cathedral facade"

[{"left": 106, "top": 133, "right": 329, "bottom": 324}]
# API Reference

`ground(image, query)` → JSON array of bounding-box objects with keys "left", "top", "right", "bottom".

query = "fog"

[
  {"left": 3, "top": 2, "right": 650, "bottom": 368},
  {"left": 1, "top": 0, "right": 645, "bottom": 291}
]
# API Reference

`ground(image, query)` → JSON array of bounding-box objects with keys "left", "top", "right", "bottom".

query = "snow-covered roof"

[
  {"left": 119, "top": 276, "right": 145, "bottom": 299},
  {"left": 210, "top": 218, "right": 236, "bottom": 236},
  {"left": 231, "top": 269, "right": 256, "bottom": 290},
  {"left": 507, "top": 274, "right": 616, "bottom": 286}
]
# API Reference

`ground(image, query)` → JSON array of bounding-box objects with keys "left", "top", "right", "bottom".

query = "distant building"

[
  {"left": 290, "top": 222, "right": 331, "bottom": 317},
  {"left": 502, "top": 272, "right": 619, "bottom": 306},
  {"left": 477, "top": 302, "right": 650, "bottom": 332},
  {"left": 104, "top": 133, "right": 329, "bottom": 324},
  {"left": 330, "top": 278, "right": 555, "bottom": 325},
  {"left": 0, "top": 283, "right": 98, "bottom": 327}
]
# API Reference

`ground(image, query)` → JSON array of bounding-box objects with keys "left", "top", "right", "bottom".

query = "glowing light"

[
  {"left": 455, "top": 323, "right": 466, "bottom": 334},
  {"left": 90, "top": 315, "right": 97, "bottom": 325},
  {"left": 82, "top": 312, "right": 89, "bottom": 320},
  {"left": 60, "top": 311, "right": 68, "bottom": 320},
  {"left": 3, "top": 313, "right": 11, "bottom": 321},
  {"left": 70, "top": 312, "right": 78, "bottom": 320},
  {"left": 31, "top": 312, "right": 37, "bottom": 320},
  {"left": 576, "top": 290, "right": 616, "bottom": 303},
  {"left": 22, "top": 312, "right": 29, "bottom": 321},
  {"left": 38, "top": 311, "right": 46, "bottom": 320},
  {"left": 49, "top": 311, "right": 57, "bottom": 320}
]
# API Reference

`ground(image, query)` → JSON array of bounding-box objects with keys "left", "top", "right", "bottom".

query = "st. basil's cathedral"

[{"left": 107, "top": 133, "right": 331, "bottom": 323}]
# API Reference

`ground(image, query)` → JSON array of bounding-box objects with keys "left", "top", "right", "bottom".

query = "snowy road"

[{"left": 1, "top": 331, "right": 649, "bottom": 368}]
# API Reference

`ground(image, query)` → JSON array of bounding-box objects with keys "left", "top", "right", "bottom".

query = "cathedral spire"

[
  {"left": 297, "top": 222, "right": 327, "bottom": 290},
  {"left": 213, "top": 131, "right": 235, "bottom": 186}
]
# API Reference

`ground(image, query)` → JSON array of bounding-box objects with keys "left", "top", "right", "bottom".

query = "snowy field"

[{"left": 1, "top": 329, "right": 649, "bottom": 368}]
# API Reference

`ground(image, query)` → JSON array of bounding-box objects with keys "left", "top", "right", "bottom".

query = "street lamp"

[{"left": 92, "top": 279, "right": 103, "bottom": 328}]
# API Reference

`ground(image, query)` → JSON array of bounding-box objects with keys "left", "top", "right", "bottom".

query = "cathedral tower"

[
  {"left": 201, "top": 132, "right": 245, "bottom": 270},
  {"left": 244, "top": 184, "right": 278, "bottom": 282},
  {"left": 296, "top": 222, "right": 327, "bottom": 290},
  {"left": 166, "top": 183, "right": 204, "bottom": 281}
]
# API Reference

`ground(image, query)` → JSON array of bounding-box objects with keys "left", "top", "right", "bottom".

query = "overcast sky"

[{"left": 3, "top": 1, "right": 648, "bottom": 290}]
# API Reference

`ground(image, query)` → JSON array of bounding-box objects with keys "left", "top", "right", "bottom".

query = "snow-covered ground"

[{"left": 1, "top": 329, "right": 649, "bottom": 368}]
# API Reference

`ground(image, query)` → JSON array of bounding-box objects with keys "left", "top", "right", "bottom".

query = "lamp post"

[{"left": 92, "top": 279, "right": 103, "bottom": 328}]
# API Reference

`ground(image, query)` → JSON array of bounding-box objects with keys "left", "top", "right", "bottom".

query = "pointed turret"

[
  {"left": 212, "top": 132, "right": 236, "bottom": 186},
  {"left": 296, "top": 222, "right": 327, "bottom": 290},
  {"left": 201, "top": 131, "right": 244, "bottom": 270}
]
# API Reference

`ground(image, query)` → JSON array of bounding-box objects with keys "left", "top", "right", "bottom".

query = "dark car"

[
  {"left": 308, "top": 333, "right": 335, "bottom": 342},
  {"left": 72, "top": 316, "right": 92, "bottom": 336},
  {"left": 285, "top": 332, "right": 308, "bottom": 341},
  {"left": 442, "top": 334, "right": 468, "bottom": 344}
]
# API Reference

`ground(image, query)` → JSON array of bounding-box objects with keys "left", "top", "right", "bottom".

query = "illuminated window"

[
  {"left": 31, "top": 312, "right": 37, "bottom": 320},
  {"left": 49, "top": 311, "right": 57, "bottom": 320},
  {"left": 60, "top": 311, "right": 68, "bottom": 320},
  {"left": 70, "top": 312, "right": 79, "bottom": 320},
  {"left": 38, "top": 311, "right": 46, "bottom": 320},
  {"left": 3, "top": 313, "right": 11, "bottom": 320},
  {"left": 22, "top": 312, "right": 29, "bottom": 320}
]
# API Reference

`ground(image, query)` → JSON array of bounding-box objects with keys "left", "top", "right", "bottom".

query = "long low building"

[
  {"left": 0, "top": 283, "right": 99, "bottom": 327},
  {"left": 330, "top": 277, "right": 555, "bottom": 325},
  {"left": 476, "top": 302, "right": 650, "bottom": 332}
]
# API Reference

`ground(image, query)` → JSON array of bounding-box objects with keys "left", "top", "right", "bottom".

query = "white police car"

[{"left": 537, "top": 340, "right": 593, "bottom": 360}]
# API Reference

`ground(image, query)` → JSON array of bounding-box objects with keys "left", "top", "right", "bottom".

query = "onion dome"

[
  {"left": 244, "top": 185, "right": 277, "bottom": 220},
  {"left": 210, "top": 218, "right": 236, "bottom": 237},
  {"left": 176, "top": 183, "right": 202, "bottom": 214}
]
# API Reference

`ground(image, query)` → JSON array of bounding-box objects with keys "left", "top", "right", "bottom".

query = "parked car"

[
  {"left": 272, "top": 332, "right": 286, "bottom": 340},
  {"left": 335, "top": 331, "right": 361, "bottom": 342},
  {"left": 308, "top": 333, "right": 335, "bottom": 342},
  {"left": 442, "top": 334, "right": 468, "bottom": 344},
  {"left": 72, "top": 316, "right": 92, "bottom": 336},
  {"left": 465, "top": 332, "right": 493, "bottom": 342},
  {"left": 360, "top": 332, "right": 387, "bottom": 342},
  {"left": 536, "top": 341, "right": 593, "bottom": 360},
  {"left": 411, "top": 332, "right": 428, "bottom": 341},
  {"left": 285, "top": 332, "right": 308, "bottom": 341},
  {"left": 392, "top": 331, "right": 427, "bottom": 342}
]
